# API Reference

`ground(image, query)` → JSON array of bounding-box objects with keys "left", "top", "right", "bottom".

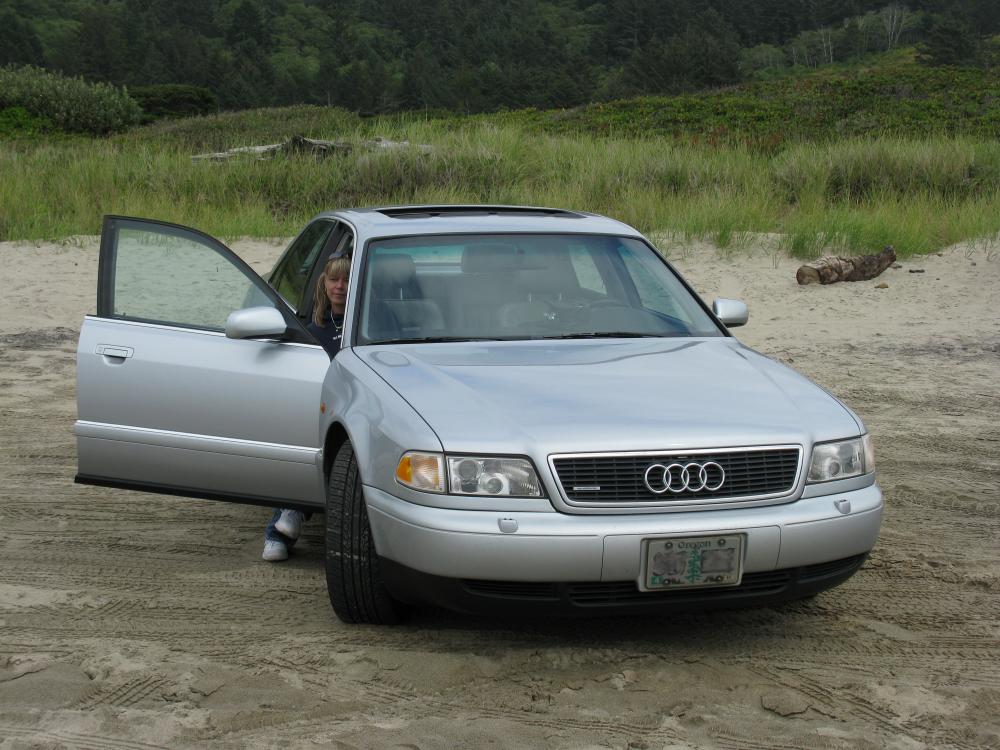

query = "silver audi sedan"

[{"left": 75, "top": 206, "right": 882, "bottom": 624}]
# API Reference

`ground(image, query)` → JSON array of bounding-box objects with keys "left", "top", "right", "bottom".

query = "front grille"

[{"left": 552, "top": 447, "right": 801, "bottom": 505}]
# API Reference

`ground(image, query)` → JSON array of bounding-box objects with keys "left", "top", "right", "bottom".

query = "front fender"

[{"left": 320, "top": 348, "right": 443, "bottom": 496}]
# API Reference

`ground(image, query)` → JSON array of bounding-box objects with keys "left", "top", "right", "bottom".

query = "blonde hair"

[{"left": 312, "top": 256, "right": 351, "bottom": 326}]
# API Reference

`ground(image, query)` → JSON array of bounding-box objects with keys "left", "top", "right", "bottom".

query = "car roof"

[{"left": 317, "top": 205, "right": 644, "bottom": 239}]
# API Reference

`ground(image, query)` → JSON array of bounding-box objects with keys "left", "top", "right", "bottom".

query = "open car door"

[{"left": 75, "top": 217, "right": 331, "bottom": 509}]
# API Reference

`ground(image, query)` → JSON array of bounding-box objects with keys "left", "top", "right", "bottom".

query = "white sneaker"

[
  {"left": 274, "top": 509, "right": 303, "bottom": 540},
  {"left": 262, "top": 539, "right": 288, "bottom": 562}
]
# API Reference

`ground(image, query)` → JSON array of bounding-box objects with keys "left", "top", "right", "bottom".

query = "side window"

[
  {"left": 298, "top": 226, "right": 354, "bottom": 324},
  {"left": 269, "top": 220, "right": 336, "bottom": 310},
  {"left": 107, "top": 221, "right": 275, "bottom": 331},
  {"left": 568, "top": 245, "right": 607, "bottom": 295}
]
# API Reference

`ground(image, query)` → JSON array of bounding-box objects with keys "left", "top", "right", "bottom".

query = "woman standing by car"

[{"left": 263, "top": 256, "right": 351, "bottom": 561}]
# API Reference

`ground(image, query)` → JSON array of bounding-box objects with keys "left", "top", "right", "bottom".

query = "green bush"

[
  {"left": 0, "top": 65, "right": 141, "bottom": 134},
  {"left": 131, "top": 84, "right": 218, "bottom": 122},
  {"left": 0, "top": 106, "right": 53, "bottom": 136}
]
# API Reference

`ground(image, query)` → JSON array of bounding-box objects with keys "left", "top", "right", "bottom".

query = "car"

[{"left": 75, "top": 205, "right": 883, "bottom": 624}]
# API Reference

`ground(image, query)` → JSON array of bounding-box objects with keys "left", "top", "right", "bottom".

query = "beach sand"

[{"left": 0, "top": 236, "right": 997, "bottom": 749}]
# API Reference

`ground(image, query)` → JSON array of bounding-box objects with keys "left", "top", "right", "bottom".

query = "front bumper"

[
  {"left": 379, "top": 553, "right": 869, "bottom": 616},
  {"left": 364, "top": 482, "right": 882, "bottom": 611}
]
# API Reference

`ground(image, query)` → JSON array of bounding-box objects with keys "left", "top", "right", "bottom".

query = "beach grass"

[{"left": 3, "top": 118, "right": 1000, "bottom": 258}]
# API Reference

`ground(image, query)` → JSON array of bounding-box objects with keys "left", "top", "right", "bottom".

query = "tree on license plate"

[{"left": 644, "top": 535, "right": 743, "bottom": 590}]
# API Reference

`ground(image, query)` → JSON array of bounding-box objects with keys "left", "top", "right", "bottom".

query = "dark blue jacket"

[{"left": 307, "top": 313, "right": 344, "bottom": 358}]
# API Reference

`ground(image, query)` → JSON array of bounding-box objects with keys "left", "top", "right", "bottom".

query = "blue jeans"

[{"left": 264, "top": 508, "right": 312, "bottom": 546}]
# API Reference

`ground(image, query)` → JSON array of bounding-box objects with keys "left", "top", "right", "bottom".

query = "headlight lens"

[
  {"left": 447, "top": 456, "right": 543, "bottom": 497},
  {"left": 807, "top": 435, "right": 874, "bottom": 483},
  {"left": 395, "top": 451, "right": 445, "bottom": 493}
]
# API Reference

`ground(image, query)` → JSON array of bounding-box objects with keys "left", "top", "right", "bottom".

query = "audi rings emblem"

[{"left": 643, "top": 461, "right": 726, "bottom": 494}]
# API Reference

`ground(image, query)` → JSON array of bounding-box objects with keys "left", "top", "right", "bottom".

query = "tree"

[
  {"left": 227, "top": 1, "right": 273, "bottom": 52},
  {"left": 918, "top": 14, "right": 979, "bottom": 67},
  {"left": 622, "top": 9, "right": 742, "bottom": 95},
  {"left": 67, "top": 5, "right": 130, "bottom": 83},
  {"left": 788, "top": 27, "right": 842, "bottom": 67},
  {"left": 0, "top": 10, "right": 45, "bottom": 67},
  {"left": 739, "top": 44, "right": 787, "bottom": 77},
  {"left": 223, "top": 1, "right": 276, "bottom": 107},
  {"left": 399, "top": 41, "right": 452, "bottom": 110},
  {"left": 879, "top": 3, "right": 915, "bottom": 51}
]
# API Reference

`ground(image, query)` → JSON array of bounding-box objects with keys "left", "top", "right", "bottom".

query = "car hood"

[{"left": 355, "top": 338, "right": 861, "bottom": 454}]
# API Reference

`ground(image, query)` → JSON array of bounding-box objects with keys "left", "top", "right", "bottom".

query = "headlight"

[
  {"left": 447, "top": 456, "right": 543, "bottom": 497},
  {"left": 395, "top": 451, "right": 445, "bottom": 493},
  {"left": 807, "top": 435, "right": 874, "bottom": 483}
]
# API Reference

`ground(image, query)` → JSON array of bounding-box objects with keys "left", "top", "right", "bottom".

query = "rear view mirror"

[
  {"left": 225, "top": 306, "right": 288, "bottom": 339},
  {"left": 712, "top": 298, "right": 749, "bottom": 328}
]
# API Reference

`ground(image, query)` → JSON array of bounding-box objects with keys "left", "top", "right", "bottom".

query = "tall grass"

[{"left": 2, "top": 119, "right": 999, "bottom": 258}]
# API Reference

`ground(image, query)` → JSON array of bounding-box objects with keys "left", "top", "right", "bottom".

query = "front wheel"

[{"left": 325, "top": 441, "right": 407, "bottom": 624}]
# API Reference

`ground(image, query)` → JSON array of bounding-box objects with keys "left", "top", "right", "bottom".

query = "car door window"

[
  {"left": 269, "top": 220, "right": 336, "bottom": 310},
  {"left": 102, "top": 219, "right": 277, "bottom": 331},
  {"left": 298, "top": 226, "right": 355, "bottom": 322}
]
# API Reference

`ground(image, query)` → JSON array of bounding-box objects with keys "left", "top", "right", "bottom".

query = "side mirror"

[
  {"left": 225, "top": 306, "right": 288, "bottom": 339},
  {"left": 712, "top": 298, "right": 749, "bottom": 328}
]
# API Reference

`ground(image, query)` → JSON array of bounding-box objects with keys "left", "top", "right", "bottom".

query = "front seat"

[{"left": 367, "top": 254, "right": 444, "bottom": 340}]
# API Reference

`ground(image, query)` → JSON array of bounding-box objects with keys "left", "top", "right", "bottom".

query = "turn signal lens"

[{"left": 395, "top": 451, "right": 445, "bottom": 493}]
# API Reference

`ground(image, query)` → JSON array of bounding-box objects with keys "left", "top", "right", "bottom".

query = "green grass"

[
  {"left": 3, "top": 123, "right": 999, "bottom": 258},
  {"left": 2, "top": 55, "right": 999, "bottom": 256}
]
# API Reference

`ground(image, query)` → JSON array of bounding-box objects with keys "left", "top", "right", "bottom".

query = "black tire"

[{"left": 325, "top": 441, "right": 407, "bottom": 624}]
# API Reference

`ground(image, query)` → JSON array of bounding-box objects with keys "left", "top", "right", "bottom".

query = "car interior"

[{"left": 360, "top": 239, "right": 674, "bottom": 342}]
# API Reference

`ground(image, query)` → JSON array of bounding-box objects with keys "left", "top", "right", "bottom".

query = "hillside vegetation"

[
  {"left": 3, "top": 0, "right": 998, "bottom": 115},
  {"left": 2, "top": 56, "right": 998, "bottom": 258},
  {"left": 510, "top": 59, "right": 1000, "bottom": 145}
]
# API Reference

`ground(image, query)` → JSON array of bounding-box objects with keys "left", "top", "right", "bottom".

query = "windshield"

[{"left": 356, "top": 234, "right": 724, "bottom": 344}]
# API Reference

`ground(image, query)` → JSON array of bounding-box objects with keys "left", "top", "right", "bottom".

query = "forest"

[{"left": 2, "top": 0, "right": 999, "bottom": 115}]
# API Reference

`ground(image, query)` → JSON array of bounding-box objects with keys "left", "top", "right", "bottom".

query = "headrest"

[
  {"left": 514, "top": 268, "right": 568, "bottom": 295},
  {"left": 460, "top": 243, "right": 520, "bottom": 273},
  {"left": 371, "top": 253, "right": 416, "bottom": 284}
]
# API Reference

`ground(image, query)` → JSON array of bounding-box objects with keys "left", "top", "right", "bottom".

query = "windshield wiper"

[
  {"left": 537, "top": 332, "right": 668, "bottom": 340},
  {"left": 369, "top": 336, "right": 521, "bottom": 345}
]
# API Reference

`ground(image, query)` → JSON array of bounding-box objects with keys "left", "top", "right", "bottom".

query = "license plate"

[{"left": 640, "top": 534, "right": 745, "bottom": 591}]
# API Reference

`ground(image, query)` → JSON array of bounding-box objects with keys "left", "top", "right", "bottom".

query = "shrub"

[
  {"left": 0, "top": 106, "right": 53, "bottom": 136},
  {"left": 131, "top": 84, "right": 218, "bottom": 122},
  {"left": 0, "top": 65, "right": 141, "bottom": 134}
]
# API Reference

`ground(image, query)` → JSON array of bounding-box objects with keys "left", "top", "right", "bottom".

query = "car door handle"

[{"left": 95, "top": 344, "right": 134, "bottom": 359}]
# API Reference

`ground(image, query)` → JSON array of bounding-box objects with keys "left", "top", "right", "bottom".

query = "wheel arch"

[{"left": 323, "top": 420, "right": 350, "bottom": 482}]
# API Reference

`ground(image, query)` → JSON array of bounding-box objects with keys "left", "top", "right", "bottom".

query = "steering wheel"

[{"left": 497, "top": 299, "right": 559, "bottom": 330}]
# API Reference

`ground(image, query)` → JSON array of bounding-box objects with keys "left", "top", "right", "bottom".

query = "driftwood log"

[
  {"left": 796, "top": 245, "right": 897, "bottom": 285},
  {"left": 192, "top": 135, "right": 431, "bottom": 163}
]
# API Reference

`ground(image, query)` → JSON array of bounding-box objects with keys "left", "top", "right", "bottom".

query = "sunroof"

[{"left": 377, "top": 206, "right": 584, "bottom": 219}]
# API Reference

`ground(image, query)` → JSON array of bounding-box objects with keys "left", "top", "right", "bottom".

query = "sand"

[{"left": 0, "top": 235, "right": 997, "bottom": 749}]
